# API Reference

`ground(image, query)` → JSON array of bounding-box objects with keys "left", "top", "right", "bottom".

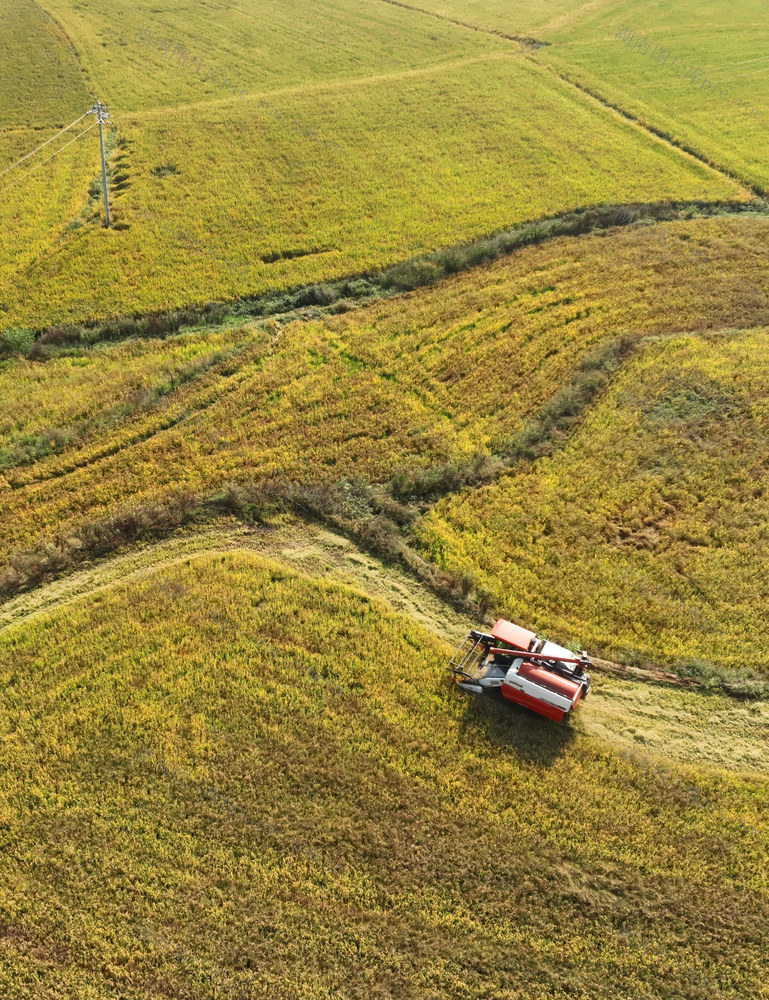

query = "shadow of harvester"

[{"left": 454, "top": 686, "right": 576, "bottom": 766}]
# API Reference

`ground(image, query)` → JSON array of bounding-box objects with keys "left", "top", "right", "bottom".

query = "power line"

[
  {"left": 709, "top": 54, "right": 769, "bottom": 72},
  {"left": 0, "top": 112, "right": 90, "bottom": 179},
  {"left": 0, "top": 121, "right": 98, "bottom": 194}
]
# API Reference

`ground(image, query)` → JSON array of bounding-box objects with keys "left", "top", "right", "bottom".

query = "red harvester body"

[{"left": 448, "top": 619, "right": 591, "bottom": 722}]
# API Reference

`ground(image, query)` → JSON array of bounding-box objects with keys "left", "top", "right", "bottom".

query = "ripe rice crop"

[
  {"left": 418, "top": 326, "right": 769, "bottom": 674},
  {"left": 614, "top": 25, "right": 767, "bottom": 126},
  {"left": 0, "top": 53, "right": 743, "bottom": 332},
  {"left": 537, "top": 0, "right": 769, "bottom": 193},
  {"left": 39, "top": 0, "right": 509, "bottom": 112},
  {"left": 0, "top": 551, "right": 765, "bottom": 998},
  {"left": 420, "top": 0, "right": 769, "bottom": 193},
  {"left": 1, "top": 219, "right": 768, "bottom": 678},
  {"left": 0, "top": 0, "right": 90, "bottom": 128},
  {"left": 0, "top": 326, "right": 249, "bottom": 473},
  {"left": 133, "top": 27, "right": 345, "bottom": 157},
  {"left": 395, "top": 0, "right": 579, "bottom": 35},
  {"left": 3, "top": 2, "right": 769, "bottom": 995}
]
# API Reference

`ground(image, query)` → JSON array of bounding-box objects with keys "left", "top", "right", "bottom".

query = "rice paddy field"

[
  {"left": 378, "top": 0, "right": 769, "bottom": 193},
  {"left": 539, "top": 0, "right": 769, "bottom": 195},
  {"left": 1, "top": 216, "right": 768, "bottom": 574},
  {"left": 0, "top": 0, "right": 90, "bottom": 129},
  {"left": 0, "top": 0, "right": 751, "bottom": 331},
  {"left": 418, "top": 325, "right": 769, "bottom": 673},
  {"left": 2, "top": 0, "right": 769, "bottom": 996},
  {"left": 1, "top": 552, "right": 767, "bottom": 999}
]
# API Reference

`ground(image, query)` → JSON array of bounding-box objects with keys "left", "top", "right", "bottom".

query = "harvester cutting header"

[{"left": 448, "top": 619, "right": 591, "bottom": 722}]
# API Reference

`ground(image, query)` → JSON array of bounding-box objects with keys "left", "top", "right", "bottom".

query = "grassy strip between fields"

[{"left": 3, "top": 198, "right": 767, "bottom": 360}]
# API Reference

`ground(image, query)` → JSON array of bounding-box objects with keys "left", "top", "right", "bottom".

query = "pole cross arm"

[{"left": 88, "top": 100, "right": 110, "bottom": 124}]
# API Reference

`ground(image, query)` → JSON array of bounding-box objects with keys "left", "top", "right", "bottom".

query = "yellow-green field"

[
  {"left": 0, "top": 551, "right": 766, "bottom": 999},
  {"left": 0, "top": 0, "right": 90, "bottom": 128},
  {"left": 418, "top": 325, "right": 769, "bottom": 673},
  {"left": 0, "top": 4, "right": 749, "bottom": 331},
  {"left": 4, "top": 1, "right": 769, "bottom": 996},
  {"left": 39, "top": 0, "right": 508, "bottom": 113},
  {"left": 379, "top": 0, "right": 769, "bottom": 193},
  {"left": 397, "top": 0, "right": 585, "bottom": 36},
  {"left": 0, "top": 326, "right": 247, "bottom": 472},
  {"left": 2, "top": 218, "right": 769, "bottom": 683},
  {"left": 538, "top": 0, "right": 769, "bottom": 193}
]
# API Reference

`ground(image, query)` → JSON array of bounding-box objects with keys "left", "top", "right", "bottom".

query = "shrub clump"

[
  {"left": 0, "top": 327, "right": 34, "bottom": 356},
  {"left": 291, "top": 284, "right": 340, "bottom": 308}
]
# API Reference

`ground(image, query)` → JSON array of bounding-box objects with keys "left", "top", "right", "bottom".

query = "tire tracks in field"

[
  {"left": 130, "top": 50, "right": 521, "bottom": 120},
  {"left": 7, "top": 205, "right": 767, "bottom": 495},
  {"left": 2, "top": 334, "right": 265, "bottom": 492},
  {"left": 538, "top": 0, "right": 617, "bottom": 34},
  {"left": 370, "top": 0, "right": 548, "bottom": 48}
]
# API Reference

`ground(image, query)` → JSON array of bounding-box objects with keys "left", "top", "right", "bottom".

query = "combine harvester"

[{"left": 448, "top": 619, "right": 592, "bottom": 722}]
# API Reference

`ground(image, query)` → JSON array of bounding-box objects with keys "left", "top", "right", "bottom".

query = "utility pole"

[{"left": 88, "top": 100, "right": 111, "bottom": 227}]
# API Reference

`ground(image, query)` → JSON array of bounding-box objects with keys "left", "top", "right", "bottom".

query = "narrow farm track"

[
  {"left": 530, "top": 57, "right": 762, "bottom": 199},
  {"left": 130, "top": 49, "right": 524, "bottom": 119},
  {"left": 3, "top": 517, "right": 768, "bottom": 777},
  {"left": 539, "top": 0, "right": 617, "bottom": 34},
  {"left": 0, "top": 521, "right": 472, "bottom": 642},
  {"left": 371, "top": 0, "right": 546, "bottom": 46}
]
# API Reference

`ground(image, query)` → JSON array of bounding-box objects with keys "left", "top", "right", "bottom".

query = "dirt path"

[
  {"left": 0, "top": 517, "right": 474, "bottom": 644},
  {"left": 0, "top": 515, "right": 711, "bottom": 684},
  {"left": 3, "top": 517, "right": 767, "bottom": 776}
]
